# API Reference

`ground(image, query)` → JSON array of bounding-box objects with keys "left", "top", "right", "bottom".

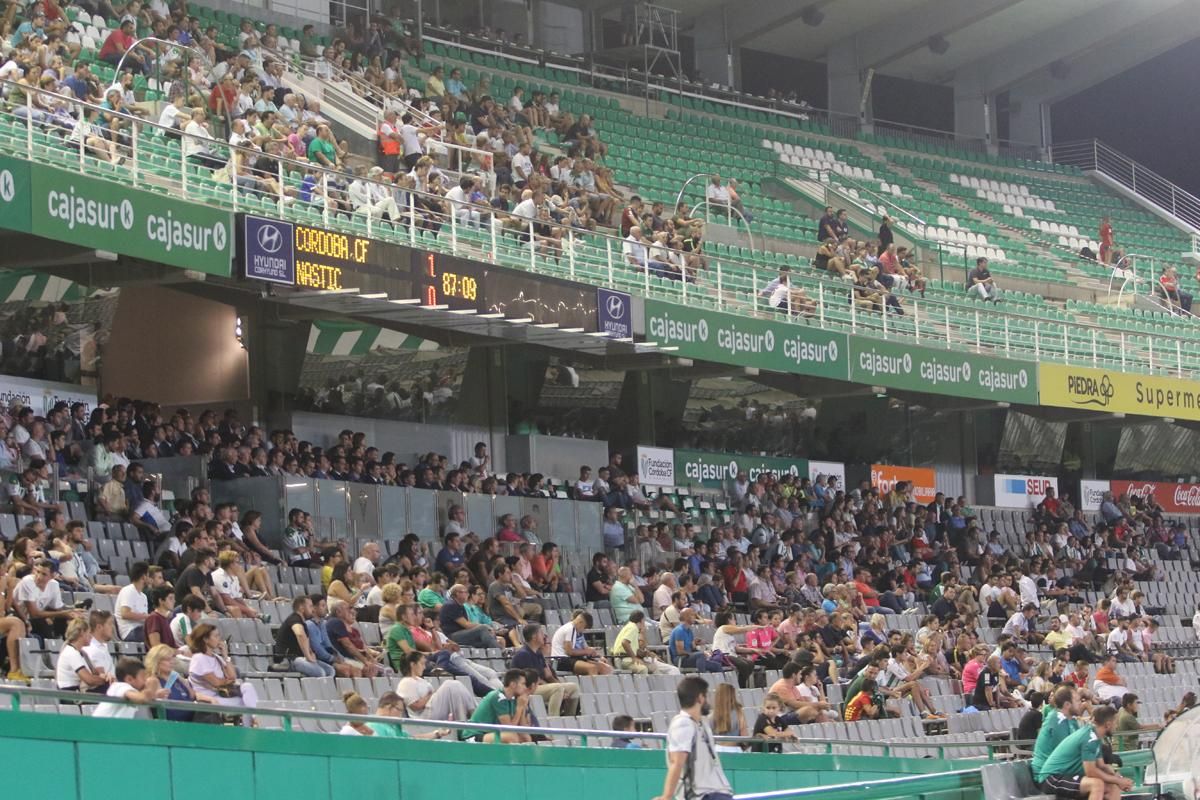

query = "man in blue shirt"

[
  {"left": 62, "top": 62, "right": 94, "bottom": 101},
  {"left": 305, "top": 595, "right": 357, "bottom": 678},
  {"left": 998, "top": 642, "right": 1025, "bottom": 684},
  {"left": 10, "top": 11, "right": 46, "bottom": 47},
  {"left": 435, "top": 532, "right": 465, "bottom": 574},
  {"left": 669, "top": 609, "right": 716, "bottom": 671}
]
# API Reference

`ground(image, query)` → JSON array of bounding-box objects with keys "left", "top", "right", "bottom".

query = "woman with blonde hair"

[
  {"left": 187, "top": 623, "right": 259, "bottom": 726},
  {"left": 56, "top": 617, "right": 109, "bottom": 692},
  {"left": 863, "top": 613, "right": 888, "bottom": 646},
  {"left": 144, "top": 643, "right": 212, "bottom": 722},
  {"left": 709, "top": 682, "right": 748, "bottom": 752},
  {"left": 378, "top": 583, "right": 403, "bottom": 634},
  {"left": 339, "top": 691, "right": 375, "bottom": 735}
]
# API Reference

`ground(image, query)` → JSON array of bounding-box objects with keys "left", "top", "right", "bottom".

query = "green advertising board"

[
  {"left": 847, "top": 336, "right": 1039, "bottom": 404},
  {"left": 27, "top": 163, "right": 232, "bottom": 276},
  {"left": 0, "top": 155, "right": 31, "bottom": 233},
  {"left": 674, "top": 448, "right": 809, "bottom": 488},
  {"left": 644, "top": 299, "right": 848, "bottom": 380}
]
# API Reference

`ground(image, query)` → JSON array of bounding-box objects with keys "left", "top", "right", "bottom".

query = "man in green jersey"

[
  {"left": 1036, "top": 706, "right": 1132, "bottom": 800},
  {"left": 1031, "top": 686, "right": 1081, "bottom": 778}
]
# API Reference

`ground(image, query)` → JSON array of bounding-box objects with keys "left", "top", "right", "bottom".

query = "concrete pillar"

[
  {"left": 1005, "top": 86, "right": 1050, "bottom": 155},
  {"left": 456, "top": 345, "right": 549, "bottom": 434},
  {"left": 248, "top": 311, "right": 309, "bottom": 434},
  {"left": 952, "top": 69, "right": 996, "bottom": 154},
  {"left": 691, "top": 9, "right": 733, "bottom": 87},
  {"left": 826, "top": 47, "right": 869, "bottom": 127},
  {"left": 610, "top": 370, "right": 691, "bottom": 455}
]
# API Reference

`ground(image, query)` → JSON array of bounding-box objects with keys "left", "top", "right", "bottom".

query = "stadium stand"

[
  {"left": 3, "top": 3, "right": 1200, "bottom": 798},
  {"left": 0, "top": 400, "right": 1196, "bottom": 767}
]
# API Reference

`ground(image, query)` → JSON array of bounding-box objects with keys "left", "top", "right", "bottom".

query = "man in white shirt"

[
  {"left": 348, "top": 166, "right": 400, "bottom": 221},
  {"left": 399, "top": 112, "right": 437, "bottom": 170},
  {"left": 652, "top": 572, "right": 678, "bottom": 616},
  {"left": 446, "top": 176, "right": 482, "bottom": 228},
  {"left": 115, "top": 562, "right": 150, "bottom": 642},
  {"left": 512, "top": 142, "right": 534, "bottom": 187},
  {"left": 655, "top": 676, "right": 732, "bottom": 800},
  {"left": 352, "top": 542, "right": 381, "bottom": 578},
  {"left": 623, "top": 226, "right": 648, "bottom": 269},
  {"left": 83, "top": 611, "right": 117, "bottom": 677},
  {"left": 574, "top": 466, "right": 596, "bottom": 500},
  {"left": 15, "top": 560, "right": 79, "bottom": 639},
  {"left": 706, "top": 174, "right": 731, "bottom": 208},
  {"left": 133, "top": 484, "right": 172, "bottom": 537},
  {"left": 1002, "top": 604, "right": 1042, "bottom": 644},
  {"left": 1015, "top": 568, "right": 1040, "bottom": 609},
  {"left": 182, "top": 109, "right": 223, "bottom": 169},
  {"left": 510, "top": 188, "right": 539, "bottom": 225},
  {"left": 92, "top": 659, "right": 165, "bottom": 719}
]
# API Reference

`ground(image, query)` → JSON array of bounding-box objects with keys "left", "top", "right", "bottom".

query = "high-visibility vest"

[{"left": 378, "top": 122, "right": 400, "bottom": 155}]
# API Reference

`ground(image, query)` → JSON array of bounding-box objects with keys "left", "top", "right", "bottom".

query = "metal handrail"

[
  {"left": 273, "top": 48, "right": 495, "bottom": 184},
  {"left": 0, "top": 684, "right": 1030, "bottom": 758},
  {"left": 4, "top": 77, "right": 1200, "bottom": 378},
  {"left": 686, "top": 199, "right": 757, "bottom": 256},
  {"left": 1051, "top": 139, "right": 1200, "bottom": 235}
]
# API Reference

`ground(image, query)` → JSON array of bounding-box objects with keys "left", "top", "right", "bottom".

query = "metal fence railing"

[
  {"left": 4, "top": 79, "right": 1200, "bottom": 379},
  {"left": 1051, "top": 139, "right": 1200, "bottom": 235}
]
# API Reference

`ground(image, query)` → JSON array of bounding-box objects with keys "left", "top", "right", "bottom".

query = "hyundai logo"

[
  {"left": 605, "top": 294, "right": 626, "bottom": 319},
  {"left": 256, "top": 223, "right": 284, "bottom": 254}
]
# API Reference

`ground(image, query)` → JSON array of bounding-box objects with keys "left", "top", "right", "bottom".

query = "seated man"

[
  {"left": 550, "top": 610, "right": 612, "bottom": 676},
  {"left": 1157, "top": 266, "right": 1192, "bottom": 313},
  {"left": 611, "top": 610, "right": 679, "bottom": 675},
  {"left": 1035, "top": 705, "right": 1131, "bottom": 800},
  {"left": 967, "top": 257, "right": 1001, "bottom": 302},
  {"left": 326, "top": 598, "right": 383, "bottom": 678},
  {"left": 460, "top": 668, "right": 532, "bottom": 743}
]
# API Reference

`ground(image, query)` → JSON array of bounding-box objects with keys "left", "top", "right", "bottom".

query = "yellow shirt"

[
  {"left": 426, "top": 75, "right": 446, "bottom": 97},
  {"left": 611, "top": 621, "right": 641, "bottom": 659},
  {"left": 321, "top": 564, "right": 334, "bottom": 591},
  {"left": 1042, "top": 629, "right": 1072, "bottom": 651}
]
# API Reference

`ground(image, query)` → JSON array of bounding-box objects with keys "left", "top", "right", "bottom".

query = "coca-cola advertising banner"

[{"left": 1110, "top": 480, "right": 1200, "bottom": 514}]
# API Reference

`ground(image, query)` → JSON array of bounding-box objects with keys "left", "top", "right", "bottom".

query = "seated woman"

[
  {"left": 187, "top": 623, "right": 259, "bottom": 727},
  {"left": 144, "top": 643, "right": 212, "bottom": 722}
]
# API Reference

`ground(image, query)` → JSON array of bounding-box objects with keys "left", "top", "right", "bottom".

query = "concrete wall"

[
  {"left": 103, "top": 286, "right": 249, "bottom": 407},
  {"left": 289, "top": 411, "right": 493, "bottom": 469},
  {"left": 504, "top": 434, "right": 608, "bottom": 482}
]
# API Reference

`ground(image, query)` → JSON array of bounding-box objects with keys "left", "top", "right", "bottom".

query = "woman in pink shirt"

[{"left": 960, "top": 647, "right": 987, "bottom": 697}]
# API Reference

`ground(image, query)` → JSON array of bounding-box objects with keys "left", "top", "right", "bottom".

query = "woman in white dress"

[
  {"left": 396, "top": 651, "right": 476, "bottom": 722},
  {"left": 187, "top": 623, "right": 259, "bottom": 726}
]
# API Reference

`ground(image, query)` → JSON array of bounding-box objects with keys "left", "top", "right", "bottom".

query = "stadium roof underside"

[{"left": 578, "top": 0, "right": 1200, "bottom": 104}]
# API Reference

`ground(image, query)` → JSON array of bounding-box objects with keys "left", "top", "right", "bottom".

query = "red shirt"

[
  {"left": 99, "top": 29, "right": 135, "bottom": 61},
  {"left": 144, "top": 611, "right": 177, "bottom": 648},
  {"left": 878, "top": 250, "right": 900, "bottom": 275},
  {"left": 208, "top": 83, "right": 236, "bottom": 114},
  {"left": 620, "top": 206, "right": 640, "bottom": 236},
  {"left": 844, "top": 691, "right": 873, "bottom": 721},
  {"left": 1100, "top": 222, "right": 1113, "bottom": 246},
  {"left": 723, "top": 564, "right": 747, "bottom": 594}
]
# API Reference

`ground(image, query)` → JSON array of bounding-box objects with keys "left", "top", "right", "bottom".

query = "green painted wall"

[{"left": 0, "top": 711, "right": 984, "bottom": 800}]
